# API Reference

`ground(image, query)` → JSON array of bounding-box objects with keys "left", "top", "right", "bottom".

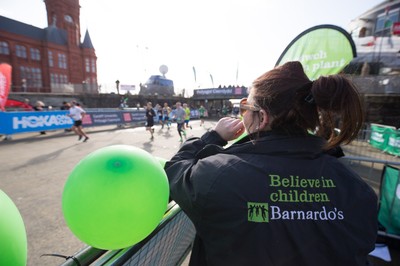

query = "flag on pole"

[
  {"left": 236, "top": 63, "right": 239, "bottom": 84},
  {"left": 0, "top": 63, "right": 12, "bottom": 111},
  {"left": 210, "top": 74, "right": 214, "bottom": 87}
]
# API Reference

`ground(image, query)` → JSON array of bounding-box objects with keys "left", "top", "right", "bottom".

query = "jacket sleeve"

[{"left": 164, "top": 130, "right": 227, "bottom": 220}]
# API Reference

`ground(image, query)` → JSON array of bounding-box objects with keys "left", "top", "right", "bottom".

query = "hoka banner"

[{"left": 275, "top": 25, "right": 356, "bottom": 80}]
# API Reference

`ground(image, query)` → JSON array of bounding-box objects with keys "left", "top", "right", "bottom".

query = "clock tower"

[{"left": 44, "top": 0, "right": 81, "bottom": 47}]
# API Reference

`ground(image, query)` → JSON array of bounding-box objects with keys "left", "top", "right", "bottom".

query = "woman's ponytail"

[{"left": 312, "top": 75, "right": 364, "bottom": 150}]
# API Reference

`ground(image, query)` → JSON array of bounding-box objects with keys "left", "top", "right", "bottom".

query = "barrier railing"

[
  {"left": 57, "top": 201, "right": 195, "bottom": 266},
  {"left": 341, "top": 123, "right": 400, "bottom": 162}
]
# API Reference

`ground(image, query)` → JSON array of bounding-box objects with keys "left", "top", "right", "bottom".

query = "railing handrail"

[
  {"left": 342, "top": 155, "right": 400, "bottom": 166},
  {"left": 59, "top": 201, "right": 182, "bottom": 266}
]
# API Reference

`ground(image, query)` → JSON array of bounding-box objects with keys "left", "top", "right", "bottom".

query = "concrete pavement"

[{"left": 0, "top": 120, "right": 212, "bottom": 266}]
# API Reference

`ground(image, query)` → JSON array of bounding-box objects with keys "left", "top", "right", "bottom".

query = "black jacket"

[{"left": 165, "top": 131, "right": 377, "bottom": 266}]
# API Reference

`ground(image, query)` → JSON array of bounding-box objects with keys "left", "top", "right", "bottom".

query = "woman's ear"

[{"left": 259, "top": 109, "right": 270, "bottom": 130}]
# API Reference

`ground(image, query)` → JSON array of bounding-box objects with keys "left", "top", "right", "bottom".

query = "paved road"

[{"left": 0, "top": 120, "right": 212, "bottom": 266}]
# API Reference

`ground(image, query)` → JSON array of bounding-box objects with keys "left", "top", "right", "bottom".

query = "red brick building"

[{"left": 0, "top": 0, "right": 97, "bottom": 93}]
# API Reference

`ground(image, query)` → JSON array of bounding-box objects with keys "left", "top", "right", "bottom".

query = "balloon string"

[{"left": 41, "top": 253, "right": 81, "bottom": 266}]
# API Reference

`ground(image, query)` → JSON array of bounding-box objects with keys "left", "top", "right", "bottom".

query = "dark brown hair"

[{"left": 252, "top": 61, "right": 364, "bottom": 150}]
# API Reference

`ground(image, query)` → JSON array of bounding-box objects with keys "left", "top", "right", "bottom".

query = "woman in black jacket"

[{"left": 165, "top": 61, "right": 377, "bottom": 266}]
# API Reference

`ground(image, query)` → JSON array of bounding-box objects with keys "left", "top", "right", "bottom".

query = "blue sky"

[{"left": 1, "top": 0, "right": 384, "bottom": 95}]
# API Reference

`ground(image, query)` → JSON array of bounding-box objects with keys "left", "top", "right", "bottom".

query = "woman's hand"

[{"left": 214, "top": 117, "right": 245, "bottom": 141}]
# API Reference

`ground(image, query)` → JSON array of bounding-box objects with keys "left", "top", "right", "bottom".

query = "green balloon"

[
  {"left": 0, "top": 190, "right": 27, "bottom": 266},
  {"left": 62, "top": 145, "right": 170, "bottom": 250},
  {"left": 154, "top": 156, "right": 167, "bottom": 168}
]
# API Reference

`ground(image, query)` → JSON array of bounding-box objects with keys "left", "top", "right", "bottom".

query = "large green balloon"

[
  {"left": 0, "top": 190, "right": 27, "bottom": 266},
  {"left": 62, "top": 145, "right": 170, "bottom": 250},
  {"left": 154, "top": 156, "right": 167, "bottom": 168}
]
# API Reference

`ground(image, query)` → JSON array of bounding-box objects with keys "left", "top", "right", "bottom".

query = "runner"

[
  {"left": 172, "top": 102, "right": 186, "bottom": 142},
  {"left": 145, "top": 102, "right": 156, "bottom": 140},
  {"left": 183, "top": 103, "right": 192, "bottom": 130},
  {"left": 162, "top": 102, "right": 172, "bottom": 130},
  {"left": 68, "top": 101, "right": 89, "bottom": 142}
]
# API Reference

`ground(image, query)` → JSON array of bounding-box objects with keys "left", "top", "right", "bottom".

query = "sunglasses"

[{"left": 240, "top": 98, "right": 261, "bottom": 116}]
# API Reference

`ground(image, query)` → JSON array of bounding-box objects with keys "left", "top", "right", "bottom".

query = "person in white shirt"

[{"left": 68, "top": 101, "right": 89, "bottom": 142}]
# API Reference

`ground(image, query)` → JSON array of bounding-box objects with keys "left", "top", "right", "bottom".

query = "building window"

[
  {"left": 50, "top": 73, "right": 69, "bottom": 85},
  {"left": 85, "top": 58, "right": 90, "bottom": 72},
  {"left": 0, "top": 41, "right": 9, "bottom": 55},
  {"left": 30, "top": 48, "right": 41, "bottom": 61},
  {"left": 58, "top": 53, "right": 67, "bottom": 69},
  {"left": 50, "top": 73, "right": 58, "bottom": 85},
  {"left": 48, "top": 51, "right": 53, "bottom": 67},
  {"left": 16, "top": 45, "right": 27, "bottom": 58},
  {"left": 375, "top": 8, "right": 400, "bottom": 36},
  {"left": 61, "top": 74, "right": 68, "bottom": 84},
  {"left": 91, "top": 59, "right": 96, "bottom": 73},
  {"left": 20, "top": 66, "right": 42, "bottom": 88}
]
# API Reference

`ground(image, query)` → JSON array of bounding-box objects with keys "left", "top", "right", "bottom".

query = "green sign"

[
  {"left": 369, "top": 123, "right": 400, "bottom": 156},
  {"left": 387, "top": 130, "right": 400, "bottom": 156},
  {"left": 378, "top": 165, "right": 400, "bottom": 235},
  {"left": 370, "top": 124, "right": 393, "bottom": 151},
  {"left": 276, "top": 25, "right": 356, "bottom": 80}
]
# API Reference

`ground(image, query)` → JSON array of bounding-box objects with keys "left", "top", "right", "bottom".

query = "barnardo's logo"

[
  {"left": 247, "top": 203, "right": 344, "bottom": 223},
  {"left": 248, "top": 202, "right": 269, "bottom": 223},
  {"left": 13, "top": 114, "right": 73, "bottom": 129},
  {"left": 247, "top": 173, "right": 345, "bottom": 223}
]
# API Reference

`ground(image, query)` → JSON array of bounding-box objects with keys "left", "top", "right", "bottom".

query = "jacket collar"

[
  {"left": 196, "top": 131, "right": 326, "bottom": 160},
  {"left": 225, "top": 131, "right": 326, "bottom": 158}
]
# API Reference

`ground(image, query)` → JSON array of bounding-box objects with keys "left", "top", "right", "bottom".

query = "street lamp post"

[{"left": 116, "top": 80, "right": 120, "bottom": 95}]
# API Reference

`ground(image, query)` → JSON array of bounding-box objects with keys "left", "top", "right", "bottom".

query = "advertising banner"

[
  {"left": 387, "top": 130, "right": 400, "bottom": 156},
  {"left": 378, "top": 165, "right": 400, "bottom": 235},
  {"left": 120, "top": 85, "right": 136, "bottom": 91},
  {"left": 0, "top": 109, "right": 150, "bottom": 135},
  {"left": 193, "top": 87, "right": 247, "bottom": 98},
  {"left": 369, "top": 123, "right": 396, "bottom": 151},
  {"left": 82, "top": 112, "right": 124, "bottom": 126},
  {"left": 128, "top": 110, "right": 147, "bottom": 122},
  {"left": 0, "top": 111, "right": 73, "bottom": 135},
  {"left": 275, "top": 25, "right": 356, "bottom": 80},
  {"left": 0, "top": 63, "right": 12, "bottom": 111}
]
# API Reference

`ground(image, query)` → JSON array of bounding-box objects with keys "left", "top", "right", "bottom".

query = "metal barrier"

[
  {"left": 58, "top": 202, "right": 195, "bottom": 266},
  {"left": 341, "top": 127, "right": 400, "bottom": 162}
]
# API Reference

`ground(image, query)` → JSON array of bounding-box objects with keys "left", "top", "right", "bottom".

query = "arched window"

[
  {"left": 0, "top": 41, "right": 9, "bottom": 55},
  {"left": 64, "top": 14, "right": 73, "bottom": 23}
]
